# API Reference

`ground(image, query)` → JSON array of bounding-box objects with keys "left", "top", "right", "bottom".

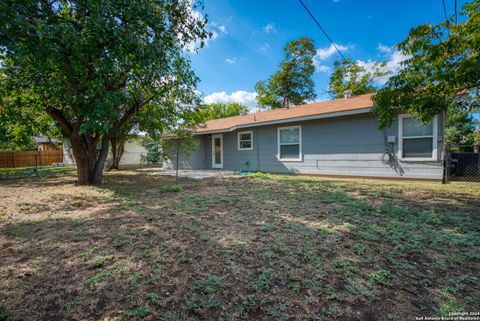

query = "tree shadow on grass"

[{"left": 0, "top": 172, "right": 479, "bottom": 320}]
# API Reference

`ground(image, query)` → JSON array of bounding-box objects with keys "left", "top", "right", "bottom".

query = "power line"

[
  {"left": 297, "top": 0, "right": 346, "bottom": 60},
  {"left": 454, "top": 0, "right": 457, "bottom": 24},
  {"left": 441, "top": 0, "right": 448, "bottom": 21}
]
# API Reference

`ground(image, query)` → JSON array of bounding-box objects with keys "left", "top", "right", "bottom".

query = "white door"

[{"left": 211, "top": 134, "right": 223, "bottom": 169}]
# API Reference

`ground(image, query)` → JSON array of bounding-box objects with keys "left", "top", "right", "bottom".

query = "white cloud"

[
  {"left": 184, "top": 20, "right": 227, "bottom": 52},
  {"left": 316, "top": 65, "right": 331, "bottom": 73},
  {"left": 204, "top": 91, "right": 258, "bottom": 110},
  {"left": 377, "top": 44, "right": 392, "bottom": 54},
  {"left": 356, "top": 45, "right": 410, "bottom": 84},
  {"left": 259, "top": 42, "right": 270, "bottom": 53},
  {"left": 263, "top": 23, "right": 276, "bottom": 34},
  {"left": 315, "top": 43, "right": 349, "bottom": 61},
  {"left": 225, "top": 57, "right": 237, "bottom": 64}
]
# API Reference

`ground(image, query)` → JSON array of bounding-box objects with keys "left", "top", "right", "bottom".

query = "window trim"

[
  {"left": 277, "top": 125, "right": 302, "bottom": 162},
  {"left": 237, "top": 130, "right": 253, "bottom": 151},
  {"left": 398, "top": 114, "right": 438, "bottom": 161}
]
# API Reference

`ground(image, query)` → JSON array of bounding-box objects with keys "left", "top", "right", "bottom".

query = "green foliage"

[
  {"left": 199, "top": 102, "right": 250, "bottom": 120},
  {"left": 445, "top": 105, "right": 478, "bottom": 151},
  {"left": 124, "top": 306, "right": 150, "bottom": 318},
  {"left": 240, "top": 294, "right": 257, "bottom": 314},
  {"left": 159, "top": 185, "right": 182, "bottom": 193},
  {"left": 0, "top": 304, "right": 12, "bottom": 321},
  {"left": 147, "top": 293, "right": 161, "bottom": 305},
  {"left": 373, "top": 0, "right": 480, "bottom": 128},
  {"left": 194, "top": 275, "right": 225, "bottom": 293},
  {"left": 288, "top": 281, "right": 301, "bottom": 293},
  {"left": 329, "top": 58, "right": 389, "bottom": 98},
  {"left": 141, "top": 136, "right": 164, "bottom": 166},
  {"left": 369, "top": 269, "right": 393, "bottom": 286},
  {"left": 161, "top": 129, "right": 199, "bottom": 182},
  {"left": 89, "top": 255, "right": 114, "bottom": 268},
  {"left": 64, "top": 300, "right": 81, "bottom": 312},
  {"left": 252, "top": 269, "right": 275, "bottom": 291},
  {"left": 255, "top": 37, "right": 316, "bottom": 109},
  {"left": 0, "top": 0, "right": 208, "bottom": 184},
  {"left": 183, "top": 293, "right": 221, "bottom": 314}
]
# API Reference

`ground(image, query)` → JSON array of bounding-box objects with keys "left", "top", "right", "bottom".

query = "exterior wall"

[
  {"left": 163, "top": 136, "right": 206, "bottom": 169},
  {"left": 62, "top": 137, "right": 148, "bottom": 166},
  {"left": 117, "top": 139, "right": 147, "bottom": 165},
  {"left": 189, "top": 112, "right": 444, "bottom": 180}
]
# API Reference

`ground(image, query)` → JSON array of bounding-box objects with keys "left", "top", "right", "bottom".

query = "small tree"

[
  {"left": 329, "top": 58, "right": 389, "bottom": 98},
  {"left": 162, "top": 130, "right": 198, "bottom": 184},
  {"left": 255, "top": 37, "right": 316, "bottom": 109},
  {"left": 141, "top": 136, "right": 164, "bottom": 166}
]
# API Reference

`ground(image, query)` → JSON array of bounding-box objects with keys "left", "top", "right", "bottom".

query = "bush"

[{"left": 159, "top": 185, "right": 182, "bottom": 193}]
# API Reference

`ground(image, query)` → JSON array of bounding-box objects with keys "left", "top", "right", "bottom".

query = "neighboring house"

[
  {"left": 63, "top": 136, "right": 148, "bottom": 166},
  {"left": 33, "top": 136, "right": 61, "bottom": 151},
  {"left": 166, "top": 94, "right": 445, "bottom": 180}
]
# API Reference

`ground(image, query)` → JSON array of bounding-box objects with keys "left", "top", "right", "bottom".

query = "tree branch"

[{"left": 45, "top": 106, "right": 73, "bottom": 136}]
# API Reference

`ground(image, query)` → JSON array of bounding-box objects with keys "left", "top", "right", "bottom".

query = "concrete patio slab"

[{"left": 140, "top": 168, "right": 235, "bottom": 179}]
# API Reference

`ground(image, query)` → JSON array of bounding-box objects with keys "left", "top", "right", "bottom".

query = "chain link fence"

[
  {"left": 0, "top": 151, "right": 160, "bottom": 180},
  {"left": 446, "top": 145, "right": 480, "bottom": 182}
]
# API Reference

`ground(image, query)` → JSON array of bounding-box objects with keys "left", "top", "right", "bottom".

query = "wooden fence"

[{"left": 0, "top": 150, "right": 63, "bottom": 168}]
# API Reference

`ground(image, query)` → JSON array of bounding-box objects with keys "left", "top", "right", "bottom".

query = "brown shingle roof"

[{"left": 195, "top": 93, "right": 374, "bottom": 133}]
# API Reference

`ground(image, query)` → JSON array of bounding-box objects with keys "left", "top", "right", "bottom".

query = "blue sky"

[{"left": 190, "top": 0, "right": 467, "bottom": 110}]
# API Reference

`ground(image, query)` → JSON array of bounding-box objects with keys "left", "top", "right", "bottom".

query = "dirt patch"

[{"left": 0, "top": 170, "right": 479, "bottom": 320}]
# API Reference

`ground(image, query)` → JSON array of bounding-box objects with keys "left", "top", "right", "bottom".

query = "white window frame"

[
  {"left": 277, "top": 125, "right": 302, "bottom": 162},
  {"left": 237, "top": 130, "right": 253, "bottom": 151},
  {"left": 398, "top": 114, "right": 438, "bottom": 161}
]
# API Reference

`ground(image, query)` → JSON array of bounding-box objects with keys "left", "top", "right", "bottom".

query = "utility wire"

[
  {"left": 441, "top": 0, "right": 448, "bottom": 21},
  {"left": 454, "top": 0, "right": 457, "bottom": 24},
  {"left": 297, "top": 0, "right": 346, "bottom": 60}
]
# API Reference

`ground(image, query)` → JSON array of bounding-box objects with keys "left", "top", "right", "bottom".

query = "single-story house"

[{"left": 166, "top": 93, "right": 445, "bottom": 180}]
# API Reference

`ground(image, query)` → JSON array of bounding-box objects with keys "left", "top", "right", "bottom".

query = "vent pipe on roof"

[{"left": 343, "top": 89, "right": 352, "bottom": 99}]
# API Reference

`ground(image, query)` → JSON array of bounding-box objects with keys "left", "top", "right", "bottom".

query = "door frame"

[{"left": 211, "top": 134, "right": 223, "bottom": 169}]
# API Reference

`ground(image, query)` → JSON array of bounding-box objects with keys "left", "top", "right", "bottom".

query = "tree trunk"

[
  {"left": 108, "top": 137, "right": 125, "bottom": 171},
  {"left": 70, "top": 134, "right": 109, "bottom": 185}
]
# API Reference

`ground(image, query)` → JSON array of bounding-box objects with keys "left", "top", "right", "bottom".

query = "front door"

[{"left": 211, "top": 134, "right": 223, "bottom": 169}]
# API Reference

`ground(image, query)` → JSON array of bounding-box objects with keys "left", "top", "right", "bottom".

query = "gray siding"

[
  {"left": 178, "top": 113, "right": 444, "bottom": 180},
  {"left": 164, "top": 136, "right": 206, "bottom": 169}
]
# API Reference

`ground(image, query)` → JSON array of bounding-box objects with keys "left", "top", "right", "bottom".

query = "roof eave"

[{"left": 193, "top": 107, "right": 372, "bottom": 135}]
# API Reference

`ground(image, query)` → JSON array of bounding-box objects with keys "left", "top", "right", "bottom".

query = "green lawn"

[
  {"left": 0, "top": 170, "right": 479, "bottom": 320},
  {"left": 0, "top": 165, "right": 74, "bottom": 179}
]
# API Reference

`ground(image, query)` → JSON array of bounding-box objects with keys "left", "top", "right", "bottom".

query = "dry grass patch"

[{"left": 0, "top": 170, "right": 479, "bottom": 320}]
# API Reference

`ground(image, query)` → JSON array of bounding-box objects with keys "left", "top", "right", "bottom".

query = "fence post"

[
  {"left": 12, "top": 152, "right": 15, "bottom": 168},
  {"left": 35, "top": 153, "right": 38, "bottom": 176}
]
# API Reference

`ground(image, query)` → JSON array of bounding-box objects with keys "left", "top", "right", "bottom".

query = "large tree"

[
  {"left": 0, "top": 0, "right": 209, "bottom": 184},
  {"left": 372, "top": 0, "right": 480, "bottom": 128},
  {"left": 255, "top": 37, "right": 316, "bottom": 109},
  {"left": 199, "top": 102, "right": 249, "bottom": 121},
  {"left": 329, "top": 58, "right": 389, "bottom": 98}
]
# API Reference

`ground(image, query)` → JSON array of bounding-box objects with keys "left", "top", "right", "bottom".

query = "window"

[
  {"left": 398, "top": 114, "right": 438, "bottom": 160},
  {"left": 238, "top": 130, "right": 253, "bottom": 150},
  {"left": 277, "top": 125, "right": 302, "bottom": 161}
]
